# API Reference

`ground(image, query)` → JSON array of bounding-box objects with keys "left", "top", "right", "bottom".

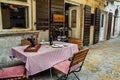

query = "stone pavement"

[
  {"left": 7, "top": 37, "right": 120, "bottom": 80},
  {"left": 32, "top": 37, "right": 120, "bottom": 80},
  {"left": 79, "top": 37, "right": 120, "bottom": 80},
  {"left": 29, "top": 37, "right": 120, "bottom": 80}
]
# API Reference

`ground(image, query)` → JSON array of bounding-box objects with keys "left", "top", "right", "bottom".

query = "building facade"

[{"left": 0, "top": 0, "right": 120, "bottom": 67}]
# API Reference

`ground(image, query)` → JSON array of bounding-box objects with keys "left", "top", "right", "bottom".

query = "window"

[
  {"left": 0, "top": 0, "right": 32, "bottom": 31},
  {"left": 101, "top": 14, "right": 104, "bottom": 27},
  {"left": 71, "top": 10, "right": 76, "bottom": 28}
]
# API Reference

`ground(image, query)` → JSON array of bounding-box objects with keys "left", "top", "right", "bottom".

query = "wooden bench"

[
  {"left": 69, "top": 37, "right": 82, "bottom": 49},
  {"left": 0, "top": 65, "right": 25, "bottom": 79}
]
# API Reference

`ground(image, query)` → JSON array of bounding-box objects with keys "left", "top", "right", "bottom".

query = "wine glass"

[{"left": 57, "top": 36, "right": 61, "bottom": 41}]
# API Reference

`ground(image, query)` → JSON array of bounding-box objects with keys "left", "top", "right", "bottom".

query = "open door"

[{"left": 69, "top": 6, "right": 80, "bottom": 38}]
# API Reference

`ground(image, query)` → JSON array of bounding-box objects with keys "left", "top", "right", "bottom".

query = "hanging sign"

[{"left": 53, "top": 14, "right": 65, "bottom": 22}]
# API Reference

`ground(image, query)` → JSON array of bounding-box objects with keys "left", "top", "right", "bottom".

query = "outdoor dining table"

[{"left": 10, "top": 41, "right": 78, "bottom": 77}]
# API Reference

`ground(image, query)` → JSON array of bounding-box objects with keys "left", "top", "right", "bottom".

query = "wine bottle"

[{"left": 49, "top": 31, "right": 53, "bottom": 45}]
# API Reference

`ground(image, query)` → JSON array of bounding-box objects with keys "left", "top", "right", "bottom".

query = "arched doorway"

[
  {"left": 65, "top": 1, "right": 82, "bottom": 39},
  {"left": 112, "top": 8, "right": 119, "bottom": 37}
]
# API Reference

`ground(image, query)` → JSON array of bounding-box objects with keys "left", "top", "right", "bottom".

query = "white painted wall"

[
  {"left": 114, "top": 2, "right": 120, "bottom": 37},
  {"left": 104, "top": 1, "right": 120, "bottom": 38}
]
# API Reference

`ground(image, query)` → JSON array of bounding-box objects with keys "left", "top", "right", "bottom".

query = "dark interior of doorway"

[
  {"left": 65, "top": 3, "right": 69, "bottom": 27},
  {"left": 65, "top": 3, "right": 77, "bottom": 28},
  {"left": 65, "top": 3, "right": 78, "bottom": 39}
]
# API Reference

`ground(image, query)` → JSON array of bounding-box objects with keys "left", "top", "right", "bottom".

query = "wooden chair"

[
  {"left": 21, "top": 32, "right": 39, "bottom": 46},
  {"left": 21, "top": 39, "right": 30, "bottom": 46},
  {"left": 69, "top": 37, "right": 82, "bottom": 49},
  {"left": 52, "top": 48, "right": 89, "bottom": 80},
  {"left": 0, "top": 65, "right": 26, "bottom": 80}
]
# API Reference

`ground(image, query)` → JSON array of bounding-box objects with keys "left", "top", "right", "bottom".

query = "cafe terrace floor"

[{"left": 9, "top": 36, "right": 120, "bottom": 80}]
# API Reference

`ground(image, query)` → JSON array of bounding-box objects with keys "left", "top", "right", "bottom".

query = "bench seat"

[{"left": 0, "top": 65, "right": 25, "bottom": 79}]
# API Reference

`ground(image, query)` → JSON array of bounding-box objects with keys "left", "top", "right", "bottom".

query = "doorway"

[
  {"left": 99, "top": 11, "right": 107, "bottom": 41},
  {"left": 107, "top": 13, "right": 113, "bottom": 40},
  {"left": 65, "top": 2, "right": 81, "bottom": 38}
]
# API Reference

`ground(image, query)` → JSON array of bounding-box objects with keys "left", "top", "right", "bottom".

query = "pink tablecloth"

[{"left": 10, "top": 41, "right": 78, "bottom": 76}]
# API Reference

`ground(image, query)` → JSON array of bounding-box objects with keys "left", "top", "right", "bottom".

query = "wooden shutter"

[
  {"left": 83, "top": 5, "right": 91, "bottom": 46},
  {"left": 107, "top": 13, "right": 113, "bottom": 40},
  {"left": 93, "top": 8, "right": 101, "bottom": 44},
  {"left": 50, "top": 0, "right": 64, "bottom": 40},
  {"left": 51, "top": 0, "right": 64, "bottom": 27},
  {"left": 36, "top": 0, "right": 49, "bottom": 30}
]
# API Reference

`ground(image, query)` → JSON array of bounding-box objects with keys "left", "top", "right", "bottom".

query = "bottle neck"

[{"left": 49, "top": 31, "right": 53, "bottom": 45}]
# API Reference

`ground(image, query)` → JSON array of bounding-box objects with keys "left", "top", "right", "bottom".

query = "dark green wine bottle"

[{"left": 49, "top": 31, "right": 53, "bottom": 45}]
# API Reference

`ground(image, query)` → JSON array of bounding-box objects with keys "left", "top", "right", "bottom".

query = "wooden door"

[
  {"left": 83, "top": 5, "right": 91, "bottom": 46},
  {"left": 93, "top": 8, "right": 101, "bottom": 44},
  {"left": 99, "top": 13, "right": 105, "bottom": 41},
  {"left": 69, "top": 6, "right": 80, "bottom": 38},
  {"left": 99, "top": 11, "right": 107, "bottom": 41},
  {"left": 107, "top": 13, "right": 113, "bottom": 40}
]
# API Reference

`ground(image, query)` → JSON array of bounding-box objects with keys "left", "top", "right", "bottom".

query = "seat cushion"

[
  {"left": 53, "top": 60, "right": 79, "bottom": 74},
  {"left": 0, "top": 65, "right": 25, "bottom": 79},
  {"left": 0, "top": 69, "right": 3, "bottom": 77}
]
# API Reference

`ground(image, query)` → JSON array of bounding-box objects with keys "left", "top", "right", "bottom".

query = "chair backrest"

[
  {"left": 21, "top": 32, "right": 39, "bottom": 46},
  {"left": 70, "top": 48, "right": 89, "bottom": 67},
  {"left": 21, "top": 39, "right": 31, "bottom": 46},
  {"left": 69, "top": 37, "right": 82, "bottom": 49},
  {"left": 52, "top": 48, "right": 89, "bottom": 80}
]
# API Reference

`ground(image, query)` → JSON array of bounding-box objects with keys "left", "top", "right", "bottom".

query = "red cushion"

[
  {"left": 53, "top": 60, "right": 79, "bottom": 74},
  {"left": 0, "top": 69, "right": 3, "bottom": 77},
  {"left": 0, "top": 65, "right": 25, "bottom": 79}
]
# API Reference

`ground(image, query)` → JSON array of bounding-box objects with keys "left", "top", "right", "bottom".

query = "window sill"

[{"left": 0, "top": 30, "right": 39, "bottom": 37}]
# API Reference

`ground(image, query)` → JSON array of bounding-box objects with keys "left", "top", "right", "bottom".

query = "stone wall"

[{"left": 0, "top": 32, "right": 37, "bottom": 68}]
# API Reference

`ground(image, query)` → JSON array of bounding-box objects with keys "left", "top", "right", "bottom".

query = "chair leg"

[
  {"left": 52, "top": 69, "right": 68, "bottom": 80},
  {"left": 57, "top": 74, "right": 67, "bottom": 80},
  {"left": 52, "top": 70, "right": 66, "bottom": 80},
  {"left": 50, "top": 68, "right": 53, "bottom": 80},
  {"left": 73, "top": 72, "right": 80, "bottom": 80}
]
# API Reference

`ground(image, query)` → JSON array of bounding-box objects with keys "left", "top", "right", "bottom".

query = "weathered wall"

[
  {"left": 104, "top": 2, "right": 120, "bottom": 38},
  {"left": 0, "top": 32, "right": 38, "bottom": 68},
  {"left": 66, "top": 0, "right": 120, "bottom": 44},
  {"left": 66, "top": 0, "right": 105, "bottom": 9},
  {"left": 66, "top": 0, "right": 105, "bottom": 45}
]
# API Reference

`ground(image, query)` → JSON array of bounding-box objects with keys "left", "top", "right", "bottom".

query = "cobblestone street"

[{"left": 31, "top": 37, "right": 120, "bottom": 80}]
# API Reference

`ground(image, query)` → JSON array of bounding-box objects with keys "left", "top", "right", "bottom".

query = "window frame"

[{"left": 0, "top": 0, "right": 33, "bottom": 32}]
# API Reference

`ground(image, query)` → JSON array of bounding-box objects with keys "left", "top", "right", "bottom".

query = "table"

[{"left": 10, "top": 41, "right": 78, "bottom": 76}]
